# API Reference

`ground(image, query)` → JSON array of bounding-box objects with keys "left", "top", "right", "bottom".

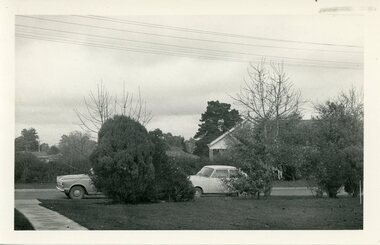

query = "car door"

[{"left": 210, "top": 169, "right": 229, "bottom": 193}]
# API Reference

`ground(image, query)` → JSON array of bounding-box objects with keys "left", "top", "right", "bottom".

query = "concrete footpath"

[{"left": 15, "top": 199, "right": 87, "bottom": 230}]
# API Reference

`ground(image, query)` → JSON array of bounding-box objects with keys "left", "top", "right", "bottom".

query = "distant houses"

[{"left": 29, "top": 151, "right": 62, "bottom": 163}]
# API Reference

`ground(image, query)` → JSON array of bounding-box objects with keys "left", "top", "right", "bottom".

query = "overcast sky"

[{"left": 15, "top": 15, "right": 363, "bottom": 145}]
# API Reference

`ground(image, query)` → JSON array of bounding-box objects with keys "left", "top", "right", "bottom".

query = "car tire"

[
  {"left": 194, "top": 187, "right": 203, "bottom": 198},
  {"left": 69, "top": 186, "right": 85, "bottom": 199}
]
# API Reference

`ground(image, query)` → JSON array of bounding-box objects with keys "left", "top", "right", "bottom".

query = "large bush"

[
  {"left": 90, "top": 116, "right": 155, "bottom": 203},
  {"left": 302, "top": 89, "right": 363, "bottom": 198},
  {"left": 149, "top": 129, "right": 194, "bottom": 201}
]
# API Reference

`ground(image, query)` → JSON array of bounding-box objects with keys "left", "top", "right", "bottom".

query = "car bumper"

[{"left": 56, "top": 186, "right": 69, "bottom": 193}]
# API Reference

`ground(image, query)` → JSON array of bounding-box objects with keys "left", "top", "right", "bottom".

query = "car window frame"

[
  {"left": 197, "top": 167, "right": 215, "bottom": 177},
  {"left": 211, "top": 169, "right": 229, "bottom": 178}
]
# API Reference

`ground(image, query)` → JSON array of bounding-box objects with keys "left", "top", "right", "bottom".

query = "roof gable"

[{"left": 207, "top": 119, "right": 250, "bottom": 148}]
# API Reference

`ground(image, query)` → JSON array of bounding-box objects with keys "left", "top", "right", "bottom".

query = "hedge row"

[{"left": 15, "top": 152, "right": 89, "bottom": 183}]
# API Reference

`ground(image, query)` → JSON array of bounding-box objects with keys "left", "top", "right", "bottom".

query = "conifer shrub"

[{"left": 91, "top": 116, "right": 155, "bottom": 203}]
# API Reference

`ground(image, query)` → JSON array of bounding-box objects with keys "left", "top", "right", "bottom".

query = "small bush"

[
  {"left": 224, "top": 164, "right": 274, "bottom": 199},
  {"left": 158, "top": 160, "right": 195, "bottom": 201}
]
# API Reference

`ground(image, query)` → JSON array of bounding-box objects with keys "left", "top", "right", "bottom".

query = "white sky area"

[{"left": 15, "top": 15, "right": 363, "bottom": 145}]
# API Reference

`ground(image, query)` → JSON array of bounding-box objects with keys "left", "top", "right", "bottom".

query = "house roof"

[
  {"left": 207, "top": 119, "right": 249, "bottom": 148},
  {"left": 207, "top": 118, "right": 313, "bottom": 149}
]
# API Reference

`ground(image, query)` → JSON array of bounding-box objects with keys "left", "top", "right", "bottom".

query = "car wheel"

[
  {"left": 69, "top": 186, "right": 85, "bottom": 199},
  {"left": 194, "top": 187, "right": 203, "bottom": 198}
]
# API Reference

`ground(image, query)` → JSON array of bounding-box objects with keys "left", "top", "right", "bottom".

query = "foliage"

[
  {"left": 225, "top": 129, "right": 277, "bottom": 198},
  {"left": 15, "top": 128, "right": 39, "bottom": 152},
  {"left": 228, "top": 61, "right": 306, "bottom": 194},
  {"left": 162, "top": 132, "right": 186, "bottom": 150},
  {"left": 58, "top": 131, "right": 97, "bottom": 171},
  {"left": 223, "top": 114, "right": 308, "bottom": 197},
  {"left": 252, "top": 114, "right": 307, "bottom": 180},
  {"left": 184, "top": 138, "right": 196, "bottom": 154},
  {"left": 194, "top": 100, "right": 241, "bottom": 156},
  {"left": 149, "top": 129, "right": 194, "bottom": 201},
  {"left": 90, "top": 115, "right": 155, "bottom": 203},
  {"left": 48, "top": 145, "right": 60, "bottom": 155},
  {"left": 169, "top": 156, "right": 210, "bottom": 176},
  {"left": 40, "top": 143, "right": 50, "bottom": 152},
  {"left": 302, "top": 88, "right": 363, "bottom": 198},
  {"left": 15, "top": 152, "right": 79, "bottom": 183}
]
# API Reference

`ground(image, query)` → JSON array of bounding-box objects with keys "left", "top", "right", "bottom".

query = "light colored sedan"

[
  {"left": 56, "top": 172, "right": 99, "bottom": 199},
  {"left": 189, "top": 165, "right": 238, "bottom": 197}
]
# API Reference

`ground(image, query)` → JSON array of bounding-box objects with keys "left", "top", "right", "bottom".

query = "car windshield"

[{"left": 197, "top": 167, "right": 214, "bottom": 177}]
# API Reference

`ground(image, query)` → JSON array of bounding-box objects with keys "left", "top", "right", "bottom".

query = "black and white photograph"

[{"left": 1, "top": 0, "right": 380, "bottom": 244}]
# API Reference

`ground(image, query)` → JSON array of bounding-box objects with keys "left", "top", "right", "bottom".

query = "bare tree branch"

[
  {"left": 74, "top": 82, "right": 153, "bottom": 137},
  {"left": 232, "top": 59, "right": 303, "bottom": 141}
]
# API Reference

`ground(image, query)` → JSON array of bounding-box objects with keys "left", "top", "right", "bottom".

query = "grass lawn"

[
  {"left": 39, "top": 196, "right": 362, "bottom": 230},
  {"left": 14, "top": 209, "right": 34, "bottom": 230},
  {"left": 272, "top": 180, "right": 312, "bottom": 187}
]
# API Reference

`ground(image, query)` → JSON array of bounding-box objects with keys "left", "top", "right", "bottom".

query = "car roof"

[{"left": 203, "top": 165, "right": 236, "bottom": 170}]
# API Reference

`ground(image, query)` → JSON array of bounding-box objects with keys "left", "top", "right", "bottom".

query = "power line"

[
  {"left": 77, "top": 16, "right": 362, "bottom": 54},
  {"left": 16, "top": 29, "right": 362, "bottom": 68},
  {"left": 16, "top": 24, "right": 362, "bottom": 66},
  {"left": 83, "top": 15, "right": 363, "bottom": 49},
  {"left": 16, "top": 33, "right": 362, "bottom": 70},
  {"left": 15, "top": 30, "right": 362, "bottom": 69},
  {"left": 18, "top": 15, "right": 363, "bottom": 58}
]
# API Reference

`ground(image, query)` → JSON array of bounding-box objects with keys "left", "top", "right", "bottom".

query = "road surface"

[{"left": 15, "top": 187, "right": 348, "bottom": 200}]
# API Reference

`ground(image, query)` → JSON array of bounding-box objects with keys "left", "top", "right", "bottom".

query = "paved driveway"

[{"left": 15, "top": 189, "right": 66, "bottom": 200}]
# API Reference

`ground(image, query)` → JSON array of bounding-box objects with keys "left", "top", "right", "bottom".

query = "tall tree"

[
  {"left": 15, "top": 128, "right": 39, "bottom": 152},
  {"left": 58, "top": 131, "right": 97, "bottom": 170},
  {"left": 194, "top": 101, "right": 241, "bottom": 156},
  {"left": 222, "top": 60, "right": 305, "bottom": 196},
  {"left": 232, "top": 60, "right": 304, "bottom": 171}
]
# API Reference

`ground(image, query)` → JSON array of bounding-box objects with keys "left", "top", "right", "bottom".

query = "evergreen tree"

[
  {"left": 90, "top": 115, "right": 155, "bottom": 203},
  {"left": 194, "top": 101, "right": 241, "bottom": 156},
  {"left": 15, "top": 128, "right": 39, "bottom": 152}
]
